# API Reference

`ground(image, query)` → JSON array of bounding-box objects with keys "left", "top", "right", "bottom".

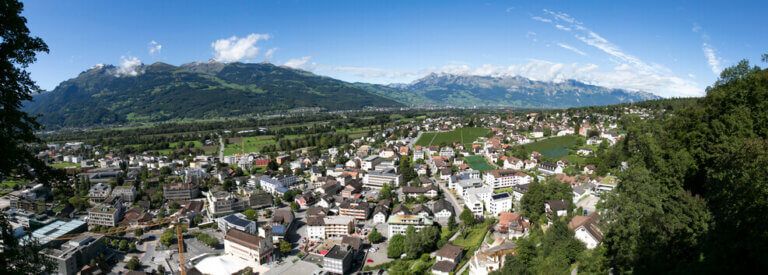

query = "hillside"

[
  {"left": 25, "top": 62, "right": 661, "bottom": 128},
  {"left": 24, "top": 62, "right": 403, "bottom": 127},
  {"left": 370, "top": 73, "right": 660, "bottom": 108}
]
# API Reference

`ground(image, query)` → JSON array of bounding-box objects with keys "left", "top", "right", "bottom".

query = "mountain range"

[{"left": 24, "top": 61, "right": 659, "bottom": 128}]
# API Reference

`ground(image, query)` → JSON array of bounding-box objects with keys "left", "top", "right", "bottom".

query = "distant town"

[{"left": 1, "top": 105, "right": 658, "bottom": 275}]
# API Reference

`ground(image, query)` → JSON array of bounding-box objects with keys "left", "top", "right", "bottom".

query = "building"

[
  {"left": 338, "top": 201, "right": 370, "bottom": 220},
  {"left": 387, "top": 214, "right": 433, "bottom": 236},
  {"left": 270, "top": 208, "right": 295, "bottom": 242},
  {"left": 363, "top": 169, "right": 402, "bottom": 189},
  {"left": 372, "top": 205, "right": 389, "bottom": 224},
  {"left": 306, "top": 217, "right": 326, "bottom": 240},
  {"left": 43, "top": 233, "right": 106, "bottom": 275},
  {"left": 29, "top": 219, "right": 88, "bottom": 248},
  {"left": 323, "top": 216, "right": 355, "bottom": 238},
  {"left": 568, "top": 213, "right": 603, "bottom": 249},
  {"left": 259, "top": 175, "right": 288, "bottom": 195},
  {"left": 323, "top": 244, "right": 354, "bottom": 275},
  {"left": 205, "top": 190, "right": 249, "bottom": 217},
  {"left": 495, "top": 212, "right": 529, "bottom": 239},
  {"left": 87, "top": 196, "right": 124, "bottom": 227},
  {"left": 545, "top": 200, "right": 568, "bottom": 217},
  {"left": 87, "top": 182, "right": 111, "bottom": 202},
  {"left": 361, "top": 155, "right": 382, "bottom": 171},
  {"left": 483, "top": 170, "right": 531, "bottom": 189},
  {"left": 468, "top": 239, "right": 517, "bottom": 275},
  {"left": 432, "top": 199, "right": 455, "bottom": 224},
  {"left": 111, "top": 185, "right": 137, "bottom": 202},
  {"left": 431, "top": 244, "right": 463, "bottom": 275},
  {"left": 163, "top": 182, "right": 200, "bottom": 201},
  {"left": 486, "top": 193, "right": 513, "bottom": 215},
  {"left": 224, "top": 228, "right": 274, "bottom": 265},
  {"left": 400, "top": 185, "right": 439, "bottom": 200},
  {"left": 218, "top": 213, "right": 257, "bottom": 234},
  {"left": 538, "top": 162, "right": 563, "bottom": 175}
]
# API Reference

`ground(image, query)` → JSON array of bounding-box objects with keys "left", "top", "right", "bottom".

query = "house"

[
  {"left": 88, "top": 196, "right": 124, "bottom": 227},
  {"left": 224, "top": 228, "right": 274, "bottom": 265},
  {"left": 387, "top": 214, "right": 433, "bottom": 236},
  {"left": 323, "top": 216, "right": 355, "bottom": 239},
  {"left": 538, "top": 162, "right": 563, "bottom": 175},
  {"left": 582, "top": 165, "right": 596, "bottom": 175},
  {"left": 545, "top": 200, "right": 569, "bottom": 217},
  {"left": 163, "top": 182, "right": 200, "bottom": 201},
  {"left": 431, "top": 244, "right": 463, "bottom": 275},
  {"left": 568, "top": 213, "right": 603, "bottom": 249},
  {"left": 306, "top": 217, "right": 327, "bottom": 240},
  {"left": 483, "top": 170, "right": 532, "bottom": 189},
  {"left": 495, "top": 212, "right": 529, "bottom": 239},
  {"left": 363, "top": 168, "right": 402, "bottom": 189},
  {"left": 468, "top": 239, "right": 517, "bottom": 275},
  {"left": 372, "top": 205, "right": 389, "bottom": 223},
  {"left": 87, "top": 182, "right": 111, "bottom": 203},
  {"left": 486, "top": 193, "right": 513, "bottom": 216},
  {"left": 432, "top": 199, "right": 455, "bottom": 224},
  {"left": 401, "top": 185, "right": 439, "bottom": 200},
  {"left": 576, "top": 148, "right": 593, "bottom": 156},
  {"left": 338, "top": 201, "right": 370, "bottom": 220},
  {"left": 112, "top": 185, "right": 137, "bottom": 202},
  {"left": 438, "top": 168, "right": 452, "bottom": 181},
  {"left": 502, "top": 157, "right": 523, "bottom": 170},
  {"left": 323, "top": 244, "right": 354, "bottom": 275},
  {"left": 439, "top": 147, "right": 455, "bottom": 158},
  {"left": 270, "top": 208, "right": 295, "bottom": 242},
  {"left": 362, "top": 155, "right": 382, "bottom": 171},
  {"left": 218, "top": 213, "right": 257, "bottom": 234},
  {"left": 295, "top": 193, "right": 316, "bottom": 209}
]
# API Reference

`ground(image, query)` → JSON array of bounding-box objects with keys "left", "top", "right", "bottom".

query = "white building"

[
  {"left": 483, "top": 169, "right": 531, "bottom": 189},
  {"left": 363, "top": 169, "right": 402, "bottom": 189},
  {"left": 387, "top": 214, "right": 433, "bottom": 237},
  {"left": 486, "top": 193, "right": 513, "bottom": 216},
  {"left": 218, "top": 213, "right": 257, "bottom": 234}
]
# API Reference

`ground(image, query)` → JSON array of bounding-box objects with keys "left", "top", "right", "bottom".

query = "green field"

[
  {"left": 224, "top": 136, "right": 277, "bottom": 155},
  {"left": 521, "top": 135, "right": 581, "bottom": 159},
  {"left": 49, "top": 162, "right": 81, "bottom": 169},
  {"left": 465, "top": 155, "right": 495, "bottom": 171},
  {"left": 416, "top": 127, "right": 490, "bottom": 148}
]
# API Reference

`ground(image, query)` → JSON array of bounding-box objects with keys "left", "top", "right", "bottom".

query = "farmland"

[
  {"left": 464, "top": 155, "right": 495, "bottom": 171},
  {"left": 416, "top": 127, "right": 490, "bottom": 148},
  {"left": 520, "top": 135, "right": 582, "bottom": 159},
  {"left": 223, "top": 136, "right": 277, "bottom": 155}
]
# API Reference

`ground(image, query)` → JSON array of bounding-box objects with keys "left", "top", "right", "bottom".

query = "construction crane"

[{"left": 176, "top": 222, "right": 186, "bottom": 275}]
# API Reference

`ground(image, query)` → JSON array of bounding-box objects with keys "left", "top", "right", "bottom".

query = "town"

[{"left": 0, "top": 106, "right": 656, "bottom": 275}]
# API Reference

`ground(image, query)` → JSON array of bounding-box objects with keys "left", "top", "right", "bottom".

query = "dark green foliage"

[
  {"left": 459, "top": 206, "right": 476, "bottom": 226},
  {"left": 368, "top": 227, "right": 383, "bottom": 244},
  {"left": 387, "top": 234, "right": 405, "bottom": 258},
  {"left": 403, "top": 226, "right": 440, "bottom": 259},
  {"left": 519, "top": 179, "right": 573, "bottom": 222},
  {"left": 126, "top": 256, "right": 141, "bottom": 271},
  {"left": 598, "top": 59, "right": 768, "bottom": 272}
]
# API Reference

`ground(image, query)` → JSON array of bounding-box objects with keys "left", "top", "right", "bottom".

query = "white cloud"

[
  {"left": 693, "top": 24, "right": 722, "bottom": 75},
  {"left": 283, "top": 56, "right": 316, "bottom": 70},
  {"left": 211, "top": 33, "right": 271, "bottom": 62},
  {"left": 114, "top": 56, "right": 144, "bottom": 77},
  {"left": 526, "top": 31, "right": 538, "bottom": 42},
  {"left": 528, "top": 9, "right": 702, "bottom": 97},
  {"left": 264, "top": 48, "right": 278, "bottom": 61},
  {"left": 557, "top": 43, "right": 586, "bottom": 56},
  {"left": 148, "top": 40, "right": 162, "bottom": 55},
  {"left": 531, "top": 16, "right": 552, "bottom": 23},
  {"left": 505, "top": 7, "right": 515, "bottom": 13}
]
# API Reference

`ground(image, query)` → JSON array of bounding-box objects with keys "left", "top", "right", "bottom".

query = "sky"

[{"left": 21, "top": 0, "right": 767, "bottom": 97}]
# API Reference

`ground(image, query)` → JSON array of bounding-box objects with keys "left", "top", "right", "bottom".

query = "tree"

[
  {"left": 267, "top": 159, "right": 279, "bottom": 171},
  {"left": 447, "top": 214, "right": 457, "bottom": 231},
  {"left": 0, "top": 0, "right": 51, "bottom": 181},
  {"left": 387, "top": 234, "right": 406, "bottom": 258},
  {"left": 290, "top": 201, "right": 300, "bottom": 211},
  {"left": 243, "top": 209, "right": 258, "bottom": 221},
  {"left": 459, "top": 206, "right": 475, "bottom": 226},
  {"left": 279, "top": 240, "right": 292, "bottom": 255},
  {"left": 0, "top": 211, "right": 55, "bottom": 273},
  {"left": 119, "top": 239, "right": 129, "bottom": 251},
  {"left": 126, "top": 256, "right": 141, "bottom": 270},
  {"left": 368, "top": 227, "right": 383, "bottom": 244}
]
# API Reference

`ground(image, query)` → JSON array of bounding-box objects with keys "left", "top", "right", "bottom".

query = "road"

[
  {"left": 218, "top": 134, "right": 225, "bottom": 159},
  {"left": 437, "top": 179, "right": 463, "bottom": 223}
]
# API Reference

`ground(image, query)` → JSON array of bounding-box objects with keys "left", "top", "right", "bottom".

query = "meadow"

[{"left": 416, "top": 127, "right": 490, "bottom": 148}]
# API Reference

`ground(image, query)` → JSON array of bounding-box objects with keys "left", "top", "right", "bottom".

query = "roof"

[
  {"left": 325, "top": 244, "right": 352, "bottom": 260},
  {"left": 546, "top": 200, "right": 568, "bottom": 211},
  {"left": 225, "top": 229, "right": 265, "bottom": 251},
  {"left": 222, "top": 213, "right": 253, "bottom": 228},
  {"left": 30, "top": 219, "right": 87, "bottom": 246},
  {"left": 341, "top": 236, "right": 363, "bottom": 251},
  {"left": 491, "top": 192, "right": 511, "bottom": 200},
  {"left": 431, "top": 260, "right": 458, "bottom": 272},
  {"left": 432, "top": 199, "right": 454, "bottom": 214},
  {"left": 435, "top": 244, "right": 463, "bottom": 260},
  {"left": 568, "top": 212, "right": 603, "bottom": 241},
  {"left": 271, "top": 208, "right": 295, "bottom": 225}
]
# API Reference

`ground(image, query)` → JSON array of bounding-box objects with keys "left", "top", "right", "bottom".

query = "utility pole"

[{"left": 176, "top": 223, "right": 186, "bottom": 275}]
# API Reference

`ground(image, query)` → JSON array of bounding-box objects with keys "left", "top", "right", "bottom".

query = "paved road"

[
  {"left": 437, "top": 179, "right": 463, "bottom": 222},
  {"left": 218, "top": 134, "right": 225, "bottom": 159}
]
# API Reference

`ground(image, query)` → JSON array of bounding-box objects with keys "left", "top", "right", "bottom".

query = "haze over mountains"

[{"left": 24, "top": 61, "right": 659, "bottom": 128}]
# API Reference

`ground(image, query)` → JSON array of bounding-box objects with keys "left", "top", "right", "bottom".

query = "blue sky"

[{"left": 22, "top": 0, "right": 767, "bottom": 97}]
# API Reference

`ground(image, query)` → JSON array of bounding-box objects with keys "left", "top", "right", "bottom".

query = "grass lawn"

[
  {"left": 416, "top": 127, "right": 490, "bottom": 148},
  {"left": 464, "top": 155, "right": 496, "bottom": 171},
  {"left": 49, "top": 161, "right": 81, "bottom": 169},
  {"left": 224, "top": 136, "right": 276, "bottom": 155},
  {"left": 521, "top": 135, "right": 582, "bottom": 160},
  {"left": 452, "top": 221, "right": 493, "bottom": 271}
]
